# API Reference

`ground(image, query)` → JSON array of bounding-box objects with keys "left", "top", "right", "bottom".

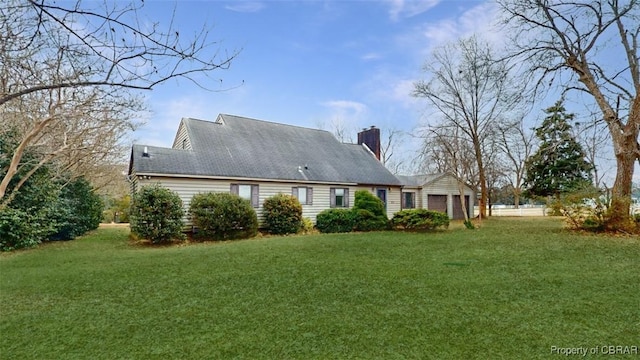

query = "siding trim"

[{"left": 133, "top": 173, "right": 360, "bottom": 186}]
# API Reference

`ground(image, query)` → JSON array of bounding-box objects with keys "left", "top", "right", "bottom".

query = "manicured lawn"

[{"left": 1, "top": 218, "right": 638, "bottom": 359}]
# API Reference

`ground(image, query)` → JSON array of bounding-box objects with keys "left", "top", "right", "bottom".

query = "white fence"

[
  {"left": 476, "top": 204, "right": 640, "bottom": 217},
  {"left": 475, "top": 205, "right": 548, "bottom": 217}
]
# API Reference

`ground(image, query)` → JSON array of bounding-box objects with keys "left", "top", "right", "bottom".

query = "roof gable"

[{"left": 397, "top": 172, "right": 475, "bottom": 192}]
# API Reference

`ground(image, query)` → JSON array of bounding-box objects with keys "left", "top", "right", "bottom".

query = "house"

[
  {"left": 128, "top": 114, "right": 402, "bottom": 224},
  {"left": 396, "top": 173, "right": 476, "bottom": 220}
]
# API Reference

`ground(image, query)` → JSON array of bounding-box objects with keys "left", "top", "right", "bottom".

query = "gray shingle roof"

[
  {"left": 396, "top": 173, "right": 446, "bottom": 187},
  {"left": 130, "top": 114, "right": 400, "bottom": 186}
]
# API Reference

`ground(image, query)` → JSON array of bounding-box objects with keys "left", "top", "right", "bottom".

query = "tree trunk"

[
  {"left": 0, "top": 118, "right": 53, "bottom": 203},
  {"left": 572, "top": 58, "right": 639, "bottom": 226},
  {"left": 607, "top": 97, "right": 639, "bottom": 229},
  {"left": 514, "top": 189, "right": 520, "bottom": 209},
  {"left": 474, "top": 139, "right": 487, "bottom": 219},
  {"left": 457, "top": 180, "right": 470, "bottom": 223}
]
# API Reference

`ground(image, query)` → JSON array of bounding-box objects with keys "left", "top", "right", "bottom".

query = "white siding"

[
  {"left": 135, "top": 177, "right": 373, "bottom": 225},
  {"left": 401, "top": 187, "right": 422, "bottom": 210},
  {"left": 171, "top": 121, "right": 192, "bottom": 150}
]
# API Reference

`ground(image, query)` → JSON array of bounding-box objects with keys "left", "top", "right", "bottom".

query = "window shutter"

[
  {"left": 401, "top": 192, "right": 406, "bottom": 209},
  {"left": 307, "top": 187, "right": 313, "bottom": 205},
  {"left": 330, "top": 188, "right": 336, "bottom": 208},
  {"left": 230, "top": 184, "right": 238, "bottom": 195},
  {"left": 344, "top": 188, "right": 350, "bottom": 208},
  {"left": 251, "top": 185, "right": 259, "bottom": 207},
  {"left": 292, "top": 187, "right": 298, "bottom": 198}
]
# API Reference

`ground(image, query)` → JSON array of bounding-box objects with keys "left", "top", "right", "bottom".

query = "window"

[
  {"left": 330, "top": 188, "right": 349, "bottom": 208},
  {"left": 292, "top": 186, "right": 313, "bottom": 205},
  {"left": 376, "top": 188, "right": 387, "bottom": 209},
  {"left": 238, "top": 185, "right": 252, "bottom": 200},
  {"left": 230, "top": 184, "right": 259, "bottom": 207},
  {"left": 402, "top": 192, "right": 416, "bottom": 209}
]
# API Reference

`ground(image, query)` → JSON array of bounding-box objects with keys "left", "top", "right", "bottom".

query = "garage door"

[
  {"left": 452, "top": 195, "right": 470, "bottom": 220},
  {"left": 427, "top": 195, "right": 447, "bottom": 214}
]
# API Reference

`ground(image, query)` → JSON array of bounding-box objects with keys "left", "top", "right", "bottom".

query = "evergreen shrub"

[
  {"left": 263, "top": 193, "right": 302, "bottom": 235},
  {"left": 299, "top": 217, "right": 315, "bottom": 234},
  {"left": 50, "top": 177, "right": 103, "bottom": 241},
  {"left": 391, "top": 209, "right": 450, "bottom": 231},
  {"left": 352, "top": 190, "right": 388, "bottom": 231},
  {"left": 130, "top": 184, "right": 185, "bottom": 244},
  {"left": 0, "top": 209, "right": 45, "bottom": 251},
  {"left": 189, "top": 192, "right": 258, "bottom": 240},
  {"left": 352, "top": 209, "right": 389, "bottom": 232},
  {"left": 316, "top": 208, "right": 355, "bottom": 233}
]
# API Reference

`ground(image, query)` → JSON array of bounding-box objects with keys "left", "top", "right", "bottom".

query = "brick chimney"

[{"left": 357, "top": 126, "right": 381, "bottom": 160}]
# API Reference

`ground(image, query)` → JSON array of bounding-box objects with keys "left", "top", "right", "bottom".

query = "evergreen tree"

[{"left": 524, "top": 101, "right": 594, "bottom": 198}]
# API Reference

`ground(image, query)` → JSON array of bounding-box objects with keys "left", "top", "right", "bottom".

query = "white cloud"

[
  {"left": 420, "top": 2, "right": 503, "bottom": 47},
  {"left": 322, "top": 100, "right": 368, "bottom": 115},
  {"left": 135, "top": 96, "right": 214, "bottom": 147},
  {"left": 225, "top": 2, "right": 265, "bottom": 13},
  {"left": 362, "top": 52, "right": 382, "bottom": 61},
  {"left": 318, "top": 100, "right": 370, "bottom": 138},
  {"left": 387, "top": 0, "right": 441, "bottom": 22}
]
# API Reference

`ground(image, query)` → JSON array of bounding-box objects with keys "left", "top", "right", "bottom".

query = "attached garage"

[
  {"left": 452, "top": 195, "right": 472, "bottom": 220},
  {"left": 397, "top": 173, "right": 476, "bottom": 220},
  {"left": 427, "top": 195, "right": 447, "bottom": 214}
]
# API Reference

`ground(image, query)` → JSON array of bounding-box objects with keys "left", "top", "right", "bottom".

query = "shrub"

[
  {"left": 299, "top": 217, "right": 315, "bottom": 234},
  {"left": 352, "top": 190, "right": 388, "bottom": 232},
  {"left": 262, "top": 193, "right": 303, "bottom": 235},
  {"left": 49, "top": 177, "right": 104, "bottom": 241},
  {"left": 352, "top": 209, "right": 389, "bottom": 232},
  {"left": 0, "top": 209, "right": 48, "bottom": 251},
  {"left": 316, "top": 208, "right": 355, "bottom": 233},
  {"left": 391, "top": 209, "right": 450, "bottom": 231},
  {"left": 0, "top": 145, "right": 59, "bottom": 250},
  {"left": 353, "top": 190, "right": 386, "bottom": 217},
  {"left": 463, "top": 220, "right": 475, "bottom": 230},
  {"left": 130, "top": 184, "right": 186, "bottom": 244},
  {"left": 189, "top": 192, "right": 258, "bottom": 240}
]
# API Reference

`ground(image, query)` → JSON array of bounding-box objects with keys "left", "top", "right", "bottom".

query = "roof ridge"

[{"left": 218, "top": 113, "right": 333, "bottom": 134}]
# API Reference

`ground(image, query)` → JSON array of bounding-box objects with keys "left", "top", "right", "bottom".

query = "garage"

[
  {"left": 427, "top": 194, "right": 447, "bottom": 214},
  {"left": 452, "top": 195, "right": 471, "bottom": 220},
  {"left": 398, "top": 173, "right": 476, "bottom": 220}
]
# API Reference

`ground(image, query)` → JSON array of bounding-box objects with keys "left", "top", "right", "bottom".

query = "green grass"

[{"left": 1, "top": 218, "right": 638, "bottom": 359}]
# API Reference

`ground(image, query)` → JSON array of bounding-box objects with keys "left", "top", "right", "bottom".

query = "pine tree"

[{"left": 524, "top": 100, "right": 594, "bottom": 198}]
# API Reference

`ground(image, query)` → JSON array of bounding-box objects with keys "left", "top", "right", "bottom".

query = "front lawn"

[{"left": 1, "top": 218, "right": 638, "bottom": 359}]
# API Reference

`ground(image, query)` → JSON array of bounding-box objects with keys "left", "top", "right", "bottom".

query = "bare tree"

[
  {"left": 380, "top": 127, "right": 409, "bottom": 174},
  {"left": 414, "top": 36, "right": 523, "bottom": 218},
  {"left": 322, "top": 119, "right": 410, "bottom": 173},
  {"left": 498, "top": 0, "right": 640, "bottom": 225},
  {"left": 483, "top": 137, "right": 509, "bottom": 215},
  {"left": 573, "top": 115, "right": 613, "bottom": 188},
  {"left": 1, "top": 84, "right": 141, "bottom": 207},
  {"left": 0, "top": 0, "right": 239, "bottom": 203},
  {"left": 496, "top": 120, "right": 536, "bottom": 208}
]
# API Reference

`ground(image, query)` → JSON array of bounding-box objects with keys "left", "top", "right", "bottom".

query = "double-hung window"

[
  {"left": 402, "top": 192, "right": 416, "bottom": 209},
  {"left": 330, "top": 188, "right": 349, "bottom": 208},
  {"left": 292, "top": 186, "right": 313, "bottom": 205},
  {"left": 230, "top": 184, "right": 259, "bottom": 207}
]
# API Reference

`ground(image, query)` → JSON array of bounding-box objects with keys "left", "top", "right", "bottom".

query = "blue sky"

[
  {"left": 130, "top": 0, "right": 636, "bottom": 182},
  {"left": 133, "top": 1, "right": 500, "bottom": 158}
]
